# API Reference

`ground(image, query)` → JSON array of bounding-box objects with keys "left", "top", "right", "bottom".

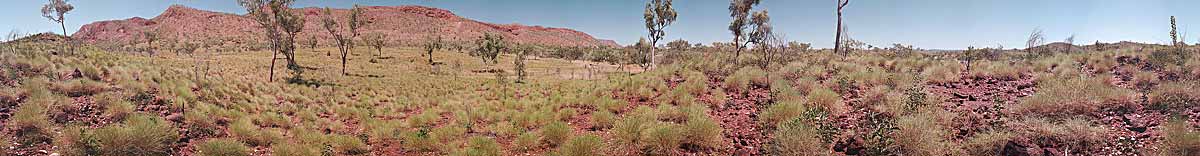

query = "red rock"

[{"left": 74, "top": 5, "right": 619, "bottom": 49}]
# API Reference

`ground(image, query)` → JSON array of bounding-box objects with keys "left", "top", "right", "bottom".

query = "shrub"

[
  {"left": 682, "top": 114, "right": 724, "bottom": 149},
  {"left": 1147, "top": 48, "right": 1188, "bottom": 70},
  {"left": 457, "top": 136, "right": 501, "bottom": 156},
  {"left": 197, "top": 138, "right": 250, "bottom": 156},
  {"left": 590, "top": 110, "right": 615, "bottom": 129},
  {"left": 93, "top": 114, "right": 179, "bottom": 156},
  {"left": 55, "top": 126, "right": 99, "bottom": 156},
  {"left": 1157, "top": 119, "right": 1200, "bottom": 156},
  {"left": 230, "top": 117, "right": 281, "bottom": 146},
  {"left": 54, "top": 79, "right": 107, "bottom": 97},
  {"left": 724, "top": 66, "right": 768, "bottom": 92},
  {"left": 1008, "top": 117, "right": 1110, "bottom": 152},
  {"left": 402, "top": 129, "right": 439, "bottom": 152},
  {"left": 894, "top": 110, "right": 956, "bottom": 155},
  {"left": 641, "top": 123, "right": 682, "bottom": 155},
  {"left": 760, "top": 101, "right": 806, "bottom": 128},
  {"left": 541, "top": 121, "right": 573, "bottom": 147},
  {"left": 1147, "top": 81, "right": 1200, "bottom": 114},
  {"left": 327, "top": 134, "right": 369, "bottom": 155},
  {"left": 807, "top": 86, "right": 845, "bottom": 115},
  {"left": 962, "top": 131, "right": 1014, "bottom": 156},
  {"left": 514, "top": 132, "right": 541, "bottom": 152},
  {"left": 922, "top": 61, "right": 962, "bottom": 83},
  {"left": 612, "top": 115, "right": 651, "bottom": 149},
  {"left": 272, "top": 142, "right": 321, "bottom": 156},
  {"left": 552, "top": 134, "right": 603, "bottom": 156},
  {"left": 9, "top": 96, "right": 54, "bottom": 146},
  {"left": 1015, "top": 76, "right": 1134, "bottom": 118},
  {"left": 97, "top": 92, "right": 134, "bottom": 121},
  {"left": 769, "top": 118, "right": 828, "bottom": 156}
]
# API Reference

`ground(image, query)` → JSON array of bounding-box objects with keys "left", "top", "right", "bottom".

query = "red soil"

[{"left": 73, "top": 5, "right": 619, "bottom": 49}]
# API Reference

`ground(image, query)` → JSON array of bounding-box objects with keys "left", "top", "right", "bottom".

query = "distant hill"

[{"left": 72, "top": 5, "right": 619, "bottom": 48}]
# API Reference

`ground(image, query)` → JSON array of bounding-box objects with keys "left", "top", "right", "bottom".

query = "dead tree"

[{"left": 833, "top": 0, "right": 850, "bottom": 59}]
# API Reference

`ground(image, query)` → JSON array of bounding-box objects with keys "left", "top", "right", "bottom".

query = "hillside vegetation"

[{"left": 2, "top": 35, "right": 1199, "bottom": 156}]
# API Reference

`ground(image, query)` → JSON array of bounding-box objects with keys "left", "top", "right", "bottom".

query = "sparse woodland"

[{"left": 0, "top": 1, "right": 1199, "bottom": 156}]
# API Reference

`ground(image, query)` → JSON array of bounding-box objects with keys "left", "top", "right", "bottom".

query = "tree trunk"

[
  {"left": 341, "top": 44, "right": 348, "bottom": 76},
  {"left": 269, "top": 49, "right": 278, "bottom": 82},
  {"left": 649, "top": 40, "right": 657, "bottom": 70},
  {"left": 834, "top": 12, "right": 844, "bottom": 60}
]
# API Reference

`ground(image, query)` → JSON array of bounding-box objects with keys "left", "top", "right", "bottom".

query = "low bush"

[
  {"left": 230, "top": 117, "right": 281, "bottom": 146},
  {"left": 272, "top": 142, "right": 321, "bottom": 156},
  {"left": 760, "top": 101, "right": 806, "bottom": 128},
  {"left": 551, "top": 134, "right": 603, "bottom": 156},
  {"left": 682, "top": 114, "right": 724, "bottom": 149},
  {"left": 724, "top": 66, "right": 768, "bottom": 92},
  {"left": 612, "top": 115, "right": 651, "bottom": 149},
  {"left": 97, "top": 92, "right": 134, "bottom": 121},
  {"left": 9, "top": 93, "right": 54, "bottom": 146},
  {"left": 1147, "top": 81, "right": 1199, "bottom": 114},
  {"left": 922, "top": 61, "right": 962, "bottom": 84},
  {"left": 541, "top": 121, "right": 572, "bottom": 147},
  {"left": 768, "top": 118, "right": 828, "bottom": 156},
  {"left": 590, "top": 110, "right": 615, "bottom": 129},
  {"left": 807, "top": 86, "right": 845, "bottom": 115},
  {"left": 1157, "top": 119, "right": 1200, "bottom": 156},
  {"left": 54, "top": 79, "right": 107, "bottom": 97},
  {"left": 893, "top": 110, "right": 957, "bottom": 155},
  {"left": 514, "top": 132, "right": 541, "bottom": 152},
  {"left": 54, "top": 126, "right": 98, "bottom": 156},
  {"left": 327, "top": 134, "right": 370, "bottom": 155},
  {"left": 197, "top": 138, "right": 250, "bottom": 156},
  {"left": 456, "top": 136, "right": 501, "bottom": 156},
  {"left": 962, "top": 130, "right": 1014, "bottom": 156},
  {"left": 93, "top": 114, "right": 179, "bottom": 156},
  {"left": 641, "top": 123, "right": 682, "bottom": 155},
  {"left": 1007, "top": 117, "right": 1110, "bottom": 153},
  {"left": 1014, "top": 76, "right": 1135, "bottom": 118}
]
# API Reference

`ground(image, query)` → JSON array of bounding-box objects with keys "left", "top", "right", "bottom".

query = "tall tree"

[
  {"left": 364, "top": 33, "right": 386, "bottom": 56},
  {"left": 41, "top": 0, "right": 74, "bottom": 36},
  {"left": 728, "top": 0, "right": 762, "bottom": 63},
  {"left": 321, "top": 5, "right": 367, "bottom": 76},
  {"left": 1170, "top": 16, "right": 1181, "bottom": 48},
  {"left": 424, "top": 35, "right": 443, "bottom": 65},
  {"left": 141, "top": 29, "right": 160, "bottom": 56},
  {"left": 833, "top": 0, "right": 850, "bottom": 59},
  {"left": 643, "top": 0, "right": 677, "bottom": 70},
  {"left": 239, "top": 0, "right": 306, "bottom": 82},
  {"left": 1026, "top": 28, "right": 1045, "bottom": 56}
]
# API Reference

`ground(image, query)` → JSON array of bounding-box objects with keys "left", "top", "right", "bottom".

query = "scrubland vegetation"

[{"left": 2, "top": 0, "right": 1199, "bottom": 156}]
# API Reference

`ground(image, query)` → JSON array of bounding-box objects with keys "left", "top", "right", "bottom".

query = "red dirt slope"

[{"left": 73, "top": 5, "right": 619, "bottom": 48}]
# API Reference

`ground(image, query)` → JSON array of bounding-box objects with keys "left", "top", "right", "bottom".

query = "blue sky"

[{"left": 1, "top": 0, "right": 1198, "bottom": 49}]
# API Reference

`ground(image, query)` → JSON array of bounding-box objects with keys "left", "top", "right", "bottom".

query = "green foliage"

[
  {"left": 1157, "top": 119, "right": 1200, "bottom": 156},
  {"left": 551, "top": 134, "right": 603, "bottom": 156},
  {"left": 198, "top": 138, "right": 250, "bottom": 156},
  {"left": 10, "top": 83, "right": 55, "bottom": 146},
  {"left": 590, "top": 110, "right": 615, "bottom": 129},
  {"left": 1015, "top": 76, "right": 1134, "bottom": 118},
  {"left": 541, "top": 121, "right": 573, "bottom": 147},
  {"left": 893, "top": 109, "right": 957, "bottom": 155},
  {"left": 724, "top": 66, "right": 768, "bottom": 92},
  {"left": 272, "top": 142, "right": 321, "bottom": 156},
  {"left": 962, "top": 131, "right": 1014, "bottom": 156},
  {"left": 456, "top": 136, "right": 501, "bottom": 156},
  {"left": 1147, "top": 48, "right": 1189, "bottom": 70},
  {"left": 92, "top": 114, "right": 179, "bottom": 156},
  {"left": 55, "top": 126, "right": 99, "bottom": 156},
  {"left": 327, "top": 134, "right": 369, "bottom": 155},
  {"left": 230, "top": 117, "right": 281, "bottom": 146},
  {"left": 514, "top": 132, "right": 540, "bottom": 152},
  {"left": 682, "top": 114, "right": 724, "bottom": 149},
  {"left": 807, "top": 86, "right": 844, "bottom": 114},
  {"left": 1148, "top": 81, "right": 1199, "bottom": 114},
  {"left": 473, "top": 33, "right": 506, "bottom": 64},
  {"left": 641, "top": 123, "right": 682, "bottom": 155},
  {"left": 769, "top": 118, "right": 829, "bottom": 156}
]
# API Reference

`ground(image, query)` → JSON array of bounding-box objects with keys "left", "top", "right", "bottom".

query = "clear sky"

[{"left": 2, "top": 0, "right": 1198, "bottom": 49}]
